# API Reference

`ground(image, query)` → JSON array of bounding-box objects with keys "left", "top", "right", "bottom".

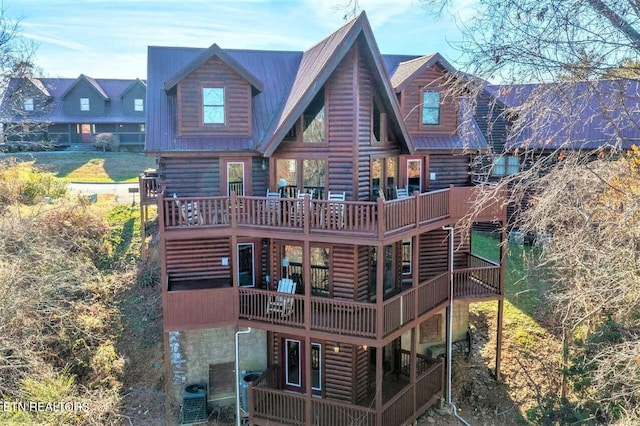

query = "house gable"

[
  {"left": 395, "top": 59, "right": 459, "bottom": 136},
  {"left": 0, "top": 78, "right": 53, "bottom": 121},
  {"left": 261, "top": 12, "right": 413, "bottom": 157},
  {"left": 61, "top": 74, "right": 109, "bottom": 116},
  {"left": 175, "top": 55, "right": 253, "bottom": 137},
  {"left": 121, "top": 78, "right": 147, "bottom": 117}
]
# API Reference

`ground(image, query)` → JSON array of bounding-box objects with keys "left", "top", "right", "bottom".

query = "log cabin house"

[{"left": 144, "top": 12, "right": 506, "bottom": 425}]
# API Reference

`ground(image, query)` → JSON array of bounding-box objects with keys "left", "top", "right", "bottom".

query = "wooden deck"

[
  {"left": 248, "top": 359, "right": 445, "bottom": 426},
  {"left": 156, "top": 186, "right": 505, "bottom": 242},
  {"left": 164, "top": 254, "right": 501, "bottom": 333}
]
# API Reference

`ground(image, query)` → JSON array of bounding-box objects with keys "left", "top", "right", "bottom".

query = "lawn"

[
  {"left": 1, "top": 152, "right": 156, "bottom": 183},
  {"left": 471, "top": 231, "right": 550, "bottom": 318}
]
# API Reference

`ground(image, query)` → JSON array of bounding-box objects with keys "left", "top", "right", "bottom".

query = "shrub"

[{"left": 93, "top": 133, "right": 120, "bottom": 152}]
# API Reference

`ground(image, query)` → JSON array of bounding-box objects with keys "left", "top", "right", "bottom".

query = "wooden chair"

[
  {"left": 173, "top": 193, "right": 201, "bottom": 225},
  {"left": 266, "top": 278, "right": 297, "bottom": 317},
  {"left": 265, "top": 190, "right": 281, "bottom": 225},
  {"left": 396, "top": 187, "right": 409, "bottom": 199},
  {"left": 326, "top": 191, "right": 346, "bottom": 228}
]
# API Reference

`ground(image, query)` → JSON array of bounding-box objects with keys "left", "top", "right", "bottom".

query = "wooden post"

[
  {"left": 304, "top": 194, "right": 310, "bottom": 235},
  {"left": 375, "top": 345, "right": 383, "bottom": 426},
  {"left": 413, "top": 190, "right": 420, "bottom": 227},
  {"left": 496, "top": 299, "right": 504, "bottom": 381},
  {"left": 305, "top": 335, "right": 312, "bottom": 425},
  {"left": 377, "top": 197, "right": 385, "bottom": 239},
  {"left": 303, "top": 240, "right": 311, "bottom": 331},
  {"left": 230, "top": 191, "right": 237, "bottom": 230},
  {"left": 376, "top": 244, "right": 384, "bottom": 341}
]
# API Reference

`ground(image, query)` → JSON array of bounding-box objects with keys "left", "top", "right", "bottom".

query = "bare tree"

[{"left": 417, "top": 0, "right": 640, "bottom": 422}]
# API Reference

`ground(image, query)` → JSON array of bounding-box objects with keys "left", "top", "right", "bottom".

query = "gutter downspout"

[
  {"left": 442, "top": 226, "right": 471, "bottom": 426},
  {"left": 235, "top": 327, "right": 251, "bottom": 426}
]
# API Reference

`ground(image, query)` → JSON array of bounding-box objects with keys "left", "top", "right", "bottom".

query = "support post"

[{"left": 496, "top": 299, "right": 504, "bottom": 381}]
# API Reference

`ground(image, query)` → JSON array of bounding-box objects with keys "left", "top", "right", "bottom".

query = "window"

[
  {"left": 134, "top": 98, "right": 144, "bottom": 111},
  {"left": 372, "top": 98, "right": 386, "bottom": 143},
  {"left": 80, "top": 98, "right": 90, "bottom": 111},
  {"left": 311, "top": 343, "right": 321, "bottom": 391},
  {"left": 276, "top": 159, "right": 326, "bottom": 198},
  {"left": 492, "top": 155, "right": 520, "bottom": 176},
  {"left": 237, "top": 243, "right": 254, "bottom": 287},
  {"left": 227, "top": 162, "right": 244, "bottom": 195},
  {"left": 302, "top": 90, "right": 325, "bottom": 143},
  {"left": 402, "top": 239, "right": 411, "bottom": 274},
  {"left": 285, "top": 339, "right": 301, "bottom": 387},
  {"left": 202, "top": 87, "right": 224, "bottom": 124},
  {"left": 422, "top": 91, "right": 440, "bottom": 125},
  {"left": 24, "top": 98, "right": 34, "bottom": 111},
  {"left": 407, "top": 159, "right": 421, "bottom": 193}
]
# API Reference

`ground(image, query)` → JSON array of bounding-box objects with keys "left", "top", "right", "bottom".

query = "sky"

[{"left": 7, "top": 0, "right": 475, "bottom": 80}]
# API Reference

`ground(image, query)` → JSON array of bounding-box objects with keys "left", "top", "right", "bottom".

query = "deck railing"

[
  {"left": 158, "top": 186, "right": 490, "bottom": 238},
  {"left": 249, "top": 359, "right": 444, "bottom": 426},
  {"left": 237, "top": 268, "right": 470, "bottom": 339},
  {"left": 454, "top": 254, "right": 501, "bottom": 298},
  {"left": 139, "top": 175, "right": 158, "bottom": 205}
]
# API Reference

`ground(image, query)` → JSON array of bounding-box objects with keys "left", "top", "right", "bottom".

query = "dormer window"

[
  {"left": 24, "top": 98, "right": 34, "bottom": 111},
  {"left": 134, "top": 98, "right": 144, "bottom": 112},
  {"left": 421, "top": 91, "right": 440, "bottom": 125},
  {"left": 80, "top": 97, "right": 90, "bottom": 111},
  {"left": 202, "top": 87, "right": 224, "bottom": 124}
]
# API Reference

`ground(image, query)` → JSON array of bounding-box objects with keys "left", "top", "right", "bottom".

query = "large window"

[
  {"left": 371, "top": 157, "right": 397, "bottom": 199},
  {"left": 134, "top": 98, "right": 144, "bottom": 112},
  {"left": 302, "top": 90, "right": 325, "bottom": 143},
  {"left": 276, "top": 159, "right": 325, "bottom": 198},
  {"left": 24, "top": 98, "right": 34, "bottom": 111},
  {"left": 203, "top": 87, "right": 224, "bottom": 124},
  {"left": 80, "top": 98, "right": 90, "bottom": 111},
  {"left": 422, "top": 91, "right": 440, "bottom": 125},
  {"left": 492, "top": 155, "right": 520, "bottom": 176}
]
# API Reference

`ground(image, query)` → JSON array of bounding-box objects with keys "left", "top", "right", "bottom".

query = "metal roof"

[
  {"left": 488, "top": 80, "right": 640, "bottom": 150},
  {"left": 1, "top": 76, "right": 146, "bottom": 124},
  {"left": 145, "top": 12, "right": 485, "bottom": 154}
]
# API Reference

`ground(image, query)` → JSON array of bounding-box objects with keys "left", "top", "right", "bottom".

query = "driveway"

[{"left": 68, "top": 182, "right": 140, "bottom": 204}]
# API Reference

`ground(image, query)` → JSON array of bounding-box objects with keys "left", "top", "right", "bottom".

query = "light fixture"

[
  {"left": 362, "top": 345, "right": 368, "bottom": 351},
  {"left": 278, "top": 178, "right": 287, "bottom": 188},
  {"left": 333, "top": 342, "right": 340, "bottom": 353},
  {"left": 261, "top": 158, "right": 268, "bottom": 170}
]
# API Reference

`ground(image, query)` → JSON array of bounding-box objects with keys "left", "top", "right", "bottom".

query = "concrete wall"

[
  {"left": 402, "top": 301, "right": 470, "bottom": 355},
  {"left": 167, "top": 326, "right": 267, "bottom": 407}
]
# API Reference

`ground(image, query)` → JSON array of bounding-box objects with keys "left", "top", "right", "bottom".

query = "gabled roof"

[
  {"left": 60, "top": 74, "right": 109, "bottom": 100},
  {"left": 163, "top": 43, "right": 263, "bottom": 93},
  {"left": 390, "top": 53, "right": 457, "bottom": 92},
  {"left": 121, "top": 78, "right": 147, "bottom": 98},
  {"left": 261, "top": 11, "right": 413, "bottom": 156},
  {"left": 29, "top": 78, "right": 52, "bottom": 98},
  {"left": 0, "top": 77, "right": 146, "bottom": 124}
]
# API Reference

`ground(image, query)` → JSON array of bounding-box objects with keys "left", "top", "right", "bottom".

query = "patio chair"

[
  {"left": 266, "top": 278, "right": 297, "bottom": 317},
  {"left": 326, "top": 191, "right": 346, "bottom": 228},
  {"left": 173, "top": 193, "right": 201, "bottom": 225},
  {"left": 396, "top": 187, "right": 409, "bottom": 199},
  {"left": 265, "top": 190, "right": 282, "bottom": 225}
]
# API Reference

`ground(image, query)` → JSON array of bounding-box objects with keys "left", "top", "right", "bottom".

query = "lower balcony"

[
  {"left": 237, "top": 253, "right": 500, "bottom": 339},
  {"left": 248, "top": 358, "right": 444, "bottom": 426}
]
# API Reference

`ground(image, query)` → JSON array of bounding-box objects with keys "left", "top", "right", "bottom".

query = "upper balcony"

[{"left": 157, "top": 185, "right": 505, "bottom": 242}]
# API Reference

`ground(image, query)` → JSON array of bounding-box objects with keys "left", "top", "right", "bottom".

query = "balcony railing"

[
  {"left": 235, "top": 254, "right": 500, "bottom": 338},
  {"left": 159, "top": 187, "right": 485, "bottom": 239},
  {"left": 249, "top": 360, "right": 444, "bottom": 426}
]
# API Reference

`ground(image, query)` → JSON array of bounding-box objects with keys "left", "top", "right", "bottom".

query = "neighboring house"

[
  {"left": 145, "top": 12, "right": 506, "bottom": 425},
  {"left": 474, "top": 79, "right": 640, "bottom": 226},
  {"left": 0, "top": 74, "right": 146, "bottom": 150}
]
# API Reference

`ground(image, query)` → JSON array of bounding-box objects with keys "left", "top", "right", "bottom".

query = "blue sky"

[{"left": 8, "top": 0, "right": 474, "bottom": 79}]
